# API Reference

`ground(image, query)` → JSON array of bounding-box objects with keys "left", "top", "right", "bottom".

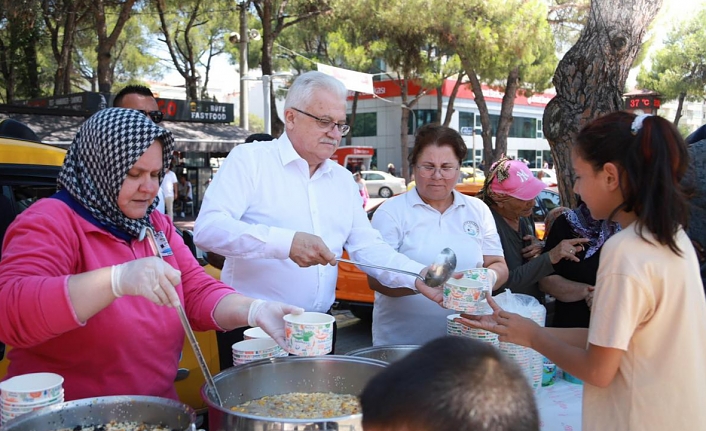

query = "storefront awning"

[{"left": 0, "top": 111, "right": 249, "bottom": 152}]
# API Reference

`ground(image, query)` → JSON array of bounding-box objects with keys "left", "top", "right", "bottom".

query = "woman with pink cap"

[{"left": 477, "top": 157, "right": 589, "bottom": 302}]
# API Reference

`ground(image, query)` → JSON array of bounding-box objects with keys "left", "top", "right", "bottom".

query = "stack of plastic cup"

[
  {"left": 446, "top": 313, "right": 464, "bottom": 336},
  {"left": 232, "top": 338, "right": 287, "bottom": 366},
  {"left": 460, "top": 324, "right": 500, "bottom": 347},
  {"left": 0, "top": 372, "right": 64, "bottom": 425}
]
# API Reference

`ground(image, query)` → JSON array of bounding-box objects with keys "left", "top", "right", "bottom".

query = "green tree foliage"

[
  {"left": 329, "top": 0, "right": 447, "bottom": 179},
  {"left": 636, "top": 7, "right": 706, "bottom": 127},
  {"left": 433, "top": 0, "right": 557, "bottom": 170},
  {"left": 153, "top": 0, "right": 237, "bottom": 101},
  {"left": 0, "top": 0, "right": 45, "bottom": 102},
  {"left": 250, "top": 0, "right": 332, "bottom": 136}
]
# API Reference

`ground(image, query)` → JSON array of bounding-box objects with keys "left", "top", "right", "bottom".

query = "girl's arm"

[{"left": 532, "top": 328, "right": 624, "bottom": 387}]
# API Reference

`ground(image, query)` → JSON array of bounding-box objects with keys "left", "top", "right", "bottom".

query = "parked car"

[
  {"left": 334, "top": 186, "right": 561, "bottom": 320},
  {"left": 460, "top": 167, "right": 485, "bottom": 180},
  {"left": 0, "top": 131, "right": 215, "bottom": 414},
  {"left": 530, "top": 168, "right": 558, "bottom": 187},
  {"left": 360, "top": 170, "right": 406, "bottom": 198}
]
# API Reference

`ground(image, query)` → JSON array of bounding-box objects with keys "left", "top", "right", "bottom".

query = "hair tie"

[{"left": 631, "top": 114, "right": 652, "bottom": 135}]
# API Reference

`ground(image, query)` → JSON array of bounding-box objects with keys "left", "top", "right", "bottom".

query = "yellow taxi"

[{"left": 0, "top": 125, "right": 216, "bottom": 414}]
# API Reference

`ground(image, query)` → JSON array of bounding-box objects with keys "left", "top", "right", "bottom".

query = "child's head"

[
  {"left": 572, "top": 111, "right": 689, "bottom": 254},
  {"left": 360, "top": 336, "right": 539, "bottom": 431}
]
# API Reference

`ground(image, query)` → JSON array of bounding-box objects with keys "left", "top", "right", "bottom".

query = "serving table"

[{"left": 536, "top": 378, "right": 583, "bottom": 431}]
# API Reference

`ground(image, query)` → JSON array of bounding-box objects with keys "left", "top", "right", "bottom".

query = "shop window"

[{"left": 349, "top": 112, "right": 377, "bottom": 137}]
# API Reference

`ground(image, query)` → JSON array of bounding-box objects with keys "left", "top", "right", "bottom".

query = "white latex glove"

[
  {"left": 486, "top": 268, "right": 498, "bottom": 290},
  {"left": 248, "top": 299, "right": 304, "bottom": 348},
  {"left": 111, "top": 257, "right": 182, "bottom": 307}
]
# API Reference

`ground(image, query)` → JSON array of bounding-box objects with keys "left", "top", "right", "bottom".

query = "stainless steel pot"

[
  {"left": 0, "top": 395, "right": 196, "bottom": 431},
  {"left": 345, "top": 345, "right": 419, "bottom": 364},
  {"left": 202, "top": 355, "right": 387, "bottom": 431}
]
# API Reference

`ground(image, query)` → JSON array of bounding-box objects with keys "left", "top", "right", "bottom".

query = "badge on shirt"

[
  {"left": 154, "top": 231, "right": 174, "bottom": 257},
  {"left": 463, "top": 221, "right": 480, "bottom": 237}
]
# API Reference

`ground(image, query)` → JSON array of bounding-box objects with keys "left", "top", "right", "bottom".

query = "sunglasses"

[{"left": 138, "top": 110, "right": 164, "bottom": 124}]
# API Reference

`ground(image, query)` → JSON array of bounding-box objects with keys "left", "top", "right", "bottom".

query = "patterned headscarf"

[
  {"left": 563, "top": 202, "right": 621, "bottom": 259},
  {"left": 477, "top": 156, "right": 512, "bottom": 206},
  {"left": 58, "top": 108, "right": 175, "bottom": 238}
]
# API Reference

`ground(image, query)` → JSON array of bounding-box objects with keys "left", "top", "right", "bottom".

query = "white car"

[
  {"left": 360, "top": 170, "right": 406, "bottom": 198},
  {"left": 530, "top": 168, "right": 557, "bottom": 187}
]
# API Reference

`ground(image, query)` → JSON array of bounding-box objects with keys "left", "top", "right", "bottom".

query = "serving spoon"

[
  {"left": 336, "top": 247, "right": 457, "bottom": 288},
  {"left": 139, "top": 226, "right": 223, "bottom": 407}
]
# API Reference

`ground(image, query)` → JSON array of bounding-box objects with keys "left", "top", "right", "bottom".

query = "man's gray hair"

[{"left": 284, "top": 71, "right": 348, "bottom": 111}]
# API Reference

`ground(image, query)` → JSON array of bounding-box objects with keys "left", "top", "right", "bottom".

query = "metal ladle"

[
  {"left": 138, "top": 226, "right": 223, "bottom": 407},
  {"left": 336, "top": 247, "right": 457, "bottom": 288}
]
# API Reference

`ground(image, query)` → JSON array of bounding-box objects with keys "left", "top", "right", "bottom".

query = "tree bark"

[
  {"left": 443, "top": 73, "right": 465, "bottom": 127},
  {"left": 346, "top": 92, "right": 359, "bottom": 146},
  {"left": 462, "top": 62, "right": 498, "bottom": 175},
  {"left": 93, "top": 0, "right": 136, "bottom": 94},
  {"left": 494, "top": 68, "right": 520, "bottom": 159},
  {"left": 542, "top": 0, "right": 662, "bottom": 206},
  {"left": 673, "top": 91, "right": 686, "bottom": 127}
]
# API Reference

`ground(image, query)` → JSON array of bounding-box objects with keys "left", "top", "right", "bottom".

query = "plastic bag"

[{"left": 494, "top": 290, "right": 546, "bottom": 391}]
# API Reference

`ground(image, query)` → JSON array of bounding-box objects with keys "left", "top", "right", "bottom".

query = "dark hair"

[
  {"left": 360, "top": 337, "right": 539, "bottom": 431},
  {"left": 408, "top": 124, "right": 467, "bottom": 168},
  {"left": 113, "top": 85, "right": 155, "bottom": 107},
  {"left": 244, "top": 133, "right": 275, "bottom": 143},
  {"left": 575, "top": 111, "right": 689, "bottom": 255}
]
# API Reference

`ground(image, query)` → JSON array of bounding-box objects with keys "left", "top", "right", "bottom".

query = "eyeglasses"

[
  {"left": 292, "top": 107, "right": 350, "bottom": 136},
  {"left": 415, "top": 164, "right": 460, "bottom": 179},
  {"left": 138, "top": 110, "right": 164, "bottom": 124}
]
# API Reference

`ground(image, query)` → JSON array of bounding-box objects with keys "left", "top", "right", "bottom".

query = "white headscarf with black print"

[{"left": 58, "top": 107, "right": 175, "bottom": 238}]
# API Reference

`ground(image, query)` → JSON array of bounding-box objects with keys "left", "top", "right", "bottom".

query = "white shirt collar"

[
  {"left": 407, "top": 186, "right": 467, "bottom": 209},
  {"left": 276, "top": 132, "right": 335, "bottom": 176}
]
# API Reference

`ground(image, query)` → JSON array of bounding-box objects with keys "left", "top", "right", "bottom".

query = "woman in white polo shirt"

[{"left": 368, "top": 124, "right": 509, "bottom": 345}]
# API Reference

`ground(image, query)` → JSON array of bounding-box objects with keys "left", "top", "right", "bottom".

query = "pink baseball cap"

[{"left": 489, "top": 159, "right": 547, "bottom": 200}]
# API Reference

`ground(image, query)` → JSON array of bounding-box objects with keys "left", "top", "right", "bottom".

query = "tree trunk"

[
  {"left": 542, "top": 0, "right": 662, "bottom": 206},
  {"left": 346, "top": 92, "right": 359, "bottom": 146},
  {"left": 55, "top": 2, "right": 78, "bottom": 95},
  {"left": 93, "top": 0, "right": 136, "bottom": 94},
  {"left": 463, "top": 63, "right": 498, "bottom": 174},
  {"left": 436, "top": 85, "right": 443, "bottom": 124},
  {"left": 443, "top": 73, "right": 465, "bottom": 127},
  {"left": 673, "top": 92, "right": 686, "bottom": 127},
  {"left": 0, "top": 38, "right": 14, "bottom": 103},
  {"left": 399, "top": 79, "right": 412, "bottom": 180},
  {"left": 494, "top": 68, "right": 520, "bottom": 160}
]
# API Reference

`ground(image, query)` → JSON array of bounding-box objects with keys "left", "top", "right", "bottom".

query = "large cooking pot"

[
  {"left": 202, "top": 355, "right": 387, "bottom": 431},
  {"left": 345, "top": 345, "right": 419, "bottom": 364},
  {"left": 0, "top": 395, "right": 196, "bottom": 431}
]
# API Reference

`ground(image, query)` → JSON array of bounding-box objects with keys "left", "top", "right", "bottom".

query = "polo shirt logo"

[
  {"left": 463, "top": 221, "right": 480, "bottom": 237},
  {"left": 516, "top": 170, "right": 530, "bottom": 182}
]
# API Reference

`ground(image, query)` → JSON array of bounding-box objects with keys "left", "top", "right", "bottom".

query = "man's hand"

[
  {"left": 290, "top": 232, "right": 336, "bottom": 267},
  {"left": 414, "top": 269, "right": 464, "bottom": 305}
]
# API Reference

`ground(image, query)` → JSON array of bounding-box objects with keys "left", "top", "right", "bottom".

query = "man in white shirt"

[
  {"left": 194, "top": 71, "right": 441, "bottom": 366},
  {"left": 160, "top": 165, "right": 178, "bottom": 220}
]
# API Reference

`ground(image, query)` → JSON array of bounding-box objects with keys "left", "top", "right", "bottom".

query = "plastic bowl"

[
  {"left": 443, "top": 271, "right": 488, "bottom": 313},
  {"left": 243, "top": 327, "right": 271, "bottom": 340},
  {"left": 0, "top": 373, "right": 63, "bottom": 404},
  {"left": 284, "top": 312, "right": 335, "bottom": 356}
]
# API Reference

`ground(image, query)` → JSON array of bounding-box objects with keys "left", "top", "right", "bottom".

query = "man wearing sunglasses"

[
  {"left": 194, "top": 71, "right": 444, "bottom": 367},
  {"left": 113, "top": 85, "right": 169, "bottom": 214}
]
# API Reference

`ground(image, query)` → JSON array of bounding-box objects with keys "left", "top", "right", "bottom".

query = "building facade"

[{"left": 343, "top": 78, "right": 555, "bottom": 172}]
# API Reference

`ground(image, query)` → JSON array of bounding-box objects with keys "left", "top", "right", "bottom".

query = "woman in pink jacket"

[{"left": 0, "top": 108, "right": 301, "bottom": 401}]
